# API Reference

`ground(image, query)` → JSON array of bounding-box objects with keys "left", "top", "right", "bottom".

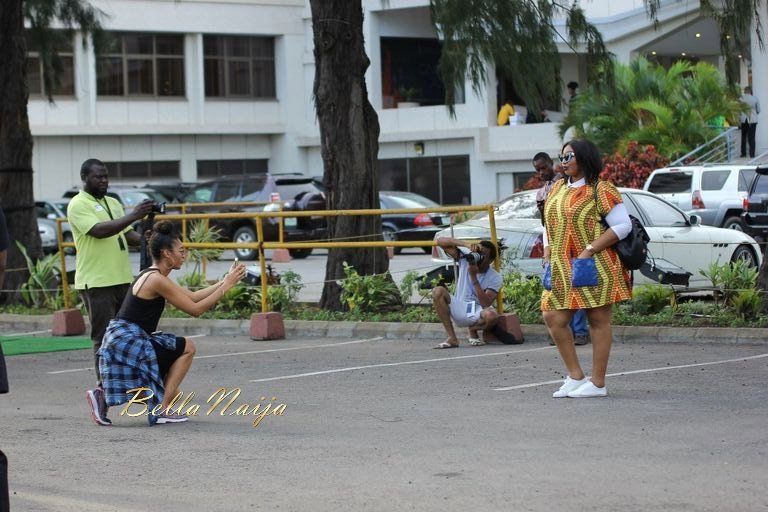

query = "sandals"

[
  {"left": 468, "top": 337, "right": 486, "bottom": 346},
  {"left": 434, "top": 341, "right": 459, "bottom": 349}
]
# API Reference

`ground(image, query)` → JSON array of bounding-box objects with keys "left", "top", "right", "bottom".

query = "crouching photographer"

[{"left": 432, "top": 238, "right": 502, "bottom": 349}]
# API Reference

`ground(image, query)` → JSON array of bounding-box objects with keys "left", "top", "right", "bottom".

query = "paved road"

[{"left": 1, "top": 331, "right": 767, "bottom": 511}]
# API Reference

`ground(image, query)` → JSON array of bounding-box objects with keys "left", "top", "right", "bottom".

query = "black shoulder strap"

[{"left": 133, "top": 267, "right": 161, "bottom": 295}]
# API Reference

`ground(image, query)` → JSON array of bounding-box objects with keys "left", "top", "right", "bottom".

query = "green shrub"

[
  {"left": 15, "top": 241, "right": 61, "bottom": 310},
  {"left": 266, "top": 270, "right": 303, "bottom": 312},
  {"left": 177, "top": 271, "right": 208, "bottom": 290},
  {"left": 216, "top": 284, "right": 258, "bottom": 312},
  {"left": 699, "top": 259, "right": 758, "bottom": 305},
  {"left": 730, "top": 288, "right": 762, "bottom": 320},
  {"left": 501, "top": 270, "right": 543, "bottom": 324},
  {"left": 340, "top": 262, "right": 401, "bottom": 313},
  {"left": 630, "top": 284, "right": 674, "bottom": 315}
]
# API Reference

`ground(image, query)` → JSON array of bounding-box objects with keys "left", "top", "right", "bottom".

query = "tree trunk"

[
  {"left": 310, "top": 0, "right": 391, "bottom": 310},
  {"left": 0, "top": 1, "right": 41, "bottom": 305}
]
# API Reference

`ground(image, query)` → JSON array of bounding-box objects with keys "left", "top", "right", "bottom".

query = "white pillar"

[{"left": 751, "top": 4, "right": 768, "bottom": 157}]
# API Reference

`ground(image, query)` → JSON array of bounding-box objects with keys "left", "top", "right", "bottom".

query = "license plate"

[{"left": 284, "top": 218, "right": 297, "bottom": 228}]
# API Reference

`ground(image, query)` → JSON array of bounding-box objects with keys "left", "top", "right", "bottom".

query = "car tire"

[
  {"left": 233, "top": 226, "right": 258, "bottom": 260},
  {"left": 288, "top": 248, "right": 313, "bottom": 259},
  {"left": 731, "top": 244, "right": 757, "bottom": 267},
  {"left": 722, "top": 216, "right": 745, "bottom": 231},
  {"left": 382, "top": 226, "right": 402, "bottom": 254},
  {"left": 62, "top": 232, "right": 76, "bottom": 255}
]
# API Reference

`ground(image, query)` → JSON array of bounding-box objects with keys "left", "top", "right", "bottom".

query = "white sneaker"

[
  {"left": 567, "top": 380, "right": 607, "bottom": 398},
  {"left": 552, "top": 377, "right": 588, "bottom": 398}
]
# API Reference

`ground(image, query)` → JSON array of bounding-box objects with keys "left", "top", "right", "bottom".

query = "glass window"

[
  {"left": 203, "top": 35, "right": 276, "bottom": 98},
  {"left": 739, "top": 169, "right": 756, "bottom": 192},
  {"left": 127, "top": 59, "right": 154, "bottom": 95},
  {"left": 631, "top": 193, "right": 688, "bottom": 227},
  {"left": 187, "top": 186, "right": 213, "bottom": 203},
  {"left": 379, "top": 37, "right": 459, "bottom": 109},
  {"left": 241, "top": 176, "right": 269, "bottom": 197},
  {"left": 97, "top": 57, "right": 124, "bottom": 95},
  {"left": 214, "top": 182, "right": 242, "bottom": 202},
  {"left": 441, "top": 156, "right": 471, "bottom": 205},
  {"left": 378, "top": 155, "right": 470, "bottom": 205},
  {"left": 25, "top": 31, "right": 75, "bottom": 96},
  {"left": 102, "top": 161, "right": 180, "bottom": 180},
  {"left": 647, "top": 172, "right": 692, "bottom": 193},
  {"left": 701, "top": 170, "right": 730, "bottom": 191},
  {"left": 410, "top": 158, "right": 440, "bottom": 203},
  {"left": 96, "top": 32, "right": 185, "bottom": 97},
  {"left": 378, "top": 159, "right": 408, "bottom": 191},
  {"left": 120, "top": 162, "right": 149, "bottom": 179},
  {"left": 196, "top": 159, "right": 268, "bottom": 178},
  {"left": 754, "top": 175, "right": 768, "bottom": 195}
]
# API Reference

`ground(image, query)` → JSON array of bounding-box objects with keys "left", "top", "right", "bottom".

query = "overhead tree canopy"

[{"left": 430, "top": 0, "right": 764, "bottom": 113}]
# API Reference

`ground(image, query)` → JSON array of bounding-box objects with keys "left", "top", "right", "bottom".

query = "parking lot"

[{"left": 1, "top": 329, "right": 766, "bottom": 511}]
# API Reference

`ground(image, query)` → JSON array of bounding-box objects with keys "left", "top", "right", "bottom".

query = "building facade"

[{"left": 28, "top": 0, "right": 766, "bottom": 205}]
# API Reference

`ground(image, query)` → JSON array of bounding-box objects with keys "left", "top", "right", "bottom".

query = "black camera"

[
  {"left": 463, "top": 251, "right": 484, "bottom": 265},
  {"left": 151, "top": 201, "right": 166, "bottom": 214}
]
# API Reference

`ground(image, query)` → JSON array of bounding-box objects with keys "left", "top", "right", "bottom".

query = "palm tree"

[{"left": 559, "top": 58, "right": 744, "bottom": 158}]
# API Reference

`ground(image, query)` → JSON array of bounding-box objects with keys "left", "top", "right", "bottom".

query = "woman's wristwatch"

[{"left": 585, "top": 243, "right": 596, "bottom": 254}]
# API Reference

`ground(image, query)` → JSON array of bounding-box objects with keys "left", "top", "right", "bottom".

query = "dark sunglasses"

[{"left": 558, "top": 151, "right": 576, "bottom": 164}]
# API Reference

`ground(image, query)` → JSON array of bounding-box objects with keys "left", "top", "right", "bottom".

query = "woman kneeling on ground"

[{"left": 88, "top": 220, "right": 246, "bottom": 426}]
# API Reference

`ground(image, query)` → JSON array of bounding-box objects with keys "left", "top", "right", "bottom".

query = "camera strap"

[{"left": 99, "top": 198, "right": 126, "bottom": 251}]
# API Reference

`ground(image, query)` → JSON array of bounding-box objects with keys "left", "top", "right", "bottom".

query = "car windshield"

[
  {"left": 276, "top": 181, "right": 323, "bottom": 201},
  {"left": 381, "top": 191, "right": 440, "bottom": 208},
  {"left": 472, "top": 191, "right": 540, "bottom": 220}
]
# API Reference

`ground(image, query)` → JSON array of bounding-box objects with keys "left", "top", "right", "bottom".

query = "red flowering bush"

[{"left": 600, "top": 141, "right": 670, "bottom": 189}]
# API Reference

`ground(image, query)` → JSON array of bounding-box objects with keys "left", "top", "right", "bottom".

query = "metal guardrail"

[
  {"left": 748, "top": 149, "right": 768, "bottom": 165},
  {"left": 54, "top": 204, "right": 502, "bottom": 314},
  {"left": 669, "top": 127, "right": 739, "bottom": 166}
]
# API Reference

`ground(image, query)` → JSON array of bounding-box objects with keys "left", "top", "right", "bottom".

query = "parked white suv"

[{"left": 643, "top": 164, "right": 758, "bottom": 230}]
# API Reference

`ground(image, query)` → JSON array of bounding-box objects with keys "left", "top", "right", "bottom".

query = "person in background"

[
  {"left": 740, "top": 86, "right": 761, "bottom": 158},
  {"left": 566, "top": 81, "right": 579, "bottom": 108},
  {"left": 542, "top": 139, "right": 632, "bottom": 398},
  {"left": 67, "top": 159, "right": 155, "bottom": 426},
  {"left": 94, "top": 221, "right": 246, "bottom": 426},
  {"left": 432, "top": 238, "right": 502, "bottom": 348},
  {"left": 497, "top": 99, "right": 516, "bottom": 126},
  {"left": 533, "top": 152, "right": 589, "bottom": 346}
]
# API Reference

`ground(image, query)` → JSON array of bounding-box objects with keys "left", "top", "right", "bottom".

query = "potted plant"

[{"left": 397, "top": 86, "right": 420, "bottom": 108}]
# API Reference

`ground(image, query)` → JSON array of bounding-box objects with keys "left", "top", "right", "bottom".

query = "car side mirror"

[
  {"left": 47, "top": 213, "right": 57, "bottom": 220},
  {"left": 688, "top": 214, "right": 701, "bottom": 226}
]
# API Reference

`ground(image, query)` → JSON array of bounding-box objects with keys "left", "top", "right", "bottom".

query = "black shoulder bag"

[{"left": 594, "top": 182, "right": 649, "bottom": 270}]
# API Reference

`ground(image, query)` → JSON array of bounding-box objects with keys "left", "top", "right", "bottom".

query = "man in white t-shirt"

[{"left": 432, "top": 238, "right": 503, "bottom": 348}]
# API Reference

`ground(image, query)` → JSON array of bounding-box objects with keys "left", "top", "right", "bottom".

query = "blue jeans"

[{"left": 570, "top": 309, "right": 588, "bottom": 337}]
